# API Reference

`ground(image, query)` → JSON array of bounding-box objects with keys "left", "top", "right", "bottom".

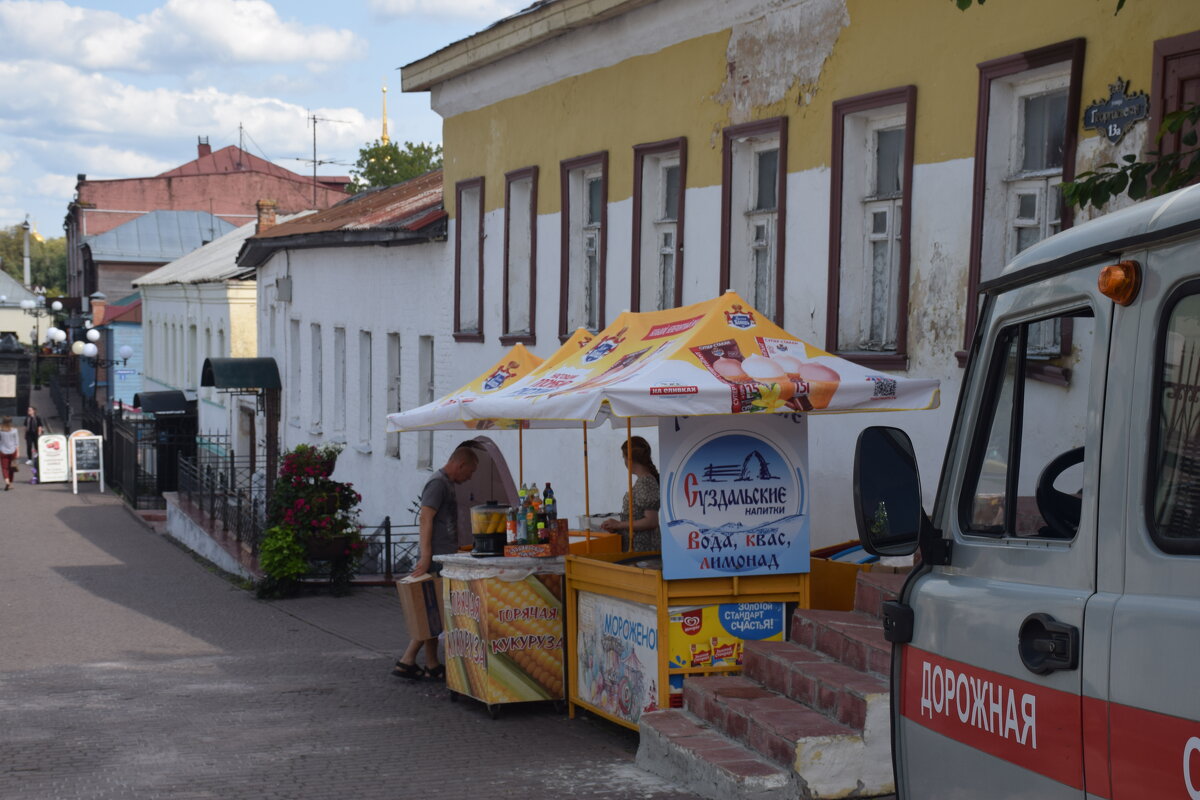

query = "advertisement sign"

[
  {"left": 659, "top": 413, "right": 809, "bottom": 580},
  {"left": 667, "top": 602, "right": 787, "bottom": 671},
  {"left": 443, "top": 573, "right": 564, "bottom": 705},
  {"left": 36, "top": 434, "right": 69, "bottom": 483},
  {"left": 68, "top": 433, "right": 104, "bottom": 494},
  {"left": 575, "top": 591, "right": 660, "bottom": 725}
]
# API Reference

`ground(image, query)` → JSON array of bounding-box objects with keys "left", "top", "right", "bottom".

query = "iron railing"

[
  {"left": 177, "top": 448, "right": 269, "bottom": 549},
  {"left": 357, "top": 517, "right": 420, "bottom": 581}
]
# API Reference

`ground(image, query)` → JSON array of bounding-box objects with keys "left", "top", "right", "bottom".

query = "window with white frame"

[
  {"left": 504, "top": 167, "right": 537, "bottom": 343},
  {"left": 333, "top": 326, "right": 346, "bottom": 436},
  {"left": 722, "top": 119, "right": 786, "bottom": 322},
  {"left": 310, "top": 323, "right": 322, "bottom": 431},
  {"left": 386, "top": 333, "right": 401, "bottom": 459},
  {"left": 418, "top": 335, "right": 434, "bottom": 469},
  {"left": 288, "top": 319, "right": 300, "bottom": 426},
  {"left": 455, "top": 178, "right": 483, "bottom": 341},
  {"left": 634, "top": 141, "right": 685, "bottom": 311},
  {"left": 358, "top": 331, "right": 372, "bottom": 451},
  {"left": 829, "top": 88, "right": 914, "bottom": 365},
  {"left": 968, "top": 40, "right": 1082, "bottom": 357},
  {"left": 560, "top": 153, "right": 607, "bottom": 337}
]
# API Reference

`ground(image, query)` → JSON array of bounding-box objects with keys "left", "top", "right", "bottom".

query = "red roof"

[
  {"left": 157, "top": 145, "right": 348, "bottom": 190},
  {"left": 96, "top": 300, "right": 143, "bottom": 325},
  {"left": 254, "top": 170, "right": 444, "bottom": 239}
]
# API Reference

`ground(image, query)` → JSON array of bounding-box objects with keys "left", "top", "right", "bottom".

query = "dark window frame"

[
  {"left": 501, "top": 166, "right": 539, "bottom": 346},
  {"left": 720, "top": 117, "right": 788, "bottom": 323},
  {"left": 631, "top": 137, "right": 687, "bottom": 312},
  {"left": 1151, "top": 29, "right": 1200, "bottom": 159},
  {"left": 559, "top": 151, "right": 609, "bottom": 341},
  {"left": 964, "top": 39, "right": 1086, "bottom": 352},
  {"left": 453, "top": 176, "right": 485, "bottom": 343},
  {"left": 827, "top": 86, "right": 916, "bottom": 371}
]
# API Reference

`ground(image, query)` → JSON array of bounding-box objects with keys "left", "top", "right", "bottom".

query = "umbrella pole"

[
  {"left": 519, "top": 425, "right": 524, "bottom": 485},
  {"left": 626, "top": 418, "right": 634, "bottom": 553},
  {"left": 582, "top": 422, "right": 592, "bottom": 546}
]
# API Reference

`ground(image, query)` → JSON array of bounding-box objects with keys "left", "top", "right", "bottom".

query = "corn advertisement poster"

[
  {"left": 575, "top": 591, "right": 660, "bottom": 725},
  {"left": 667, "top": 602, "right": 787, "bottom": 672},
  {"left": 386, "top": 292, "right": 939, "bottom": 432},
  {"left": 443, "top": 573, "right": 565, "bottom": 705},
  {"left": 659, "top": 413, "right": 809, "bottom": 580}
]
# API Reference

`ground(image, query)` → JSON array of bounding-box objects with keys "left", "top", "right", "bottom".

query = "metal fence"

[
  {"left": 177, "top": 446, "right": 268, "bottom": 549},
  {"left": 357, "top": 517, "right": 420, "bottom": 582}
]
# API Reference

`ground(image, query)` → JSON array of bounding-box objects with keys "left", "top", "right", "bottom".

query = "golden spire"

[{"left": 381, "top": 82, "right": 390, "bottom": 145}]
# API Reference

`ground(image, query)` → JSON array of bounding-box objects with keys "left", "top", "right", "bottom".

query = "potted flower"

[{"left": 257, "top": 444, "right": 364, "bottom": 597}]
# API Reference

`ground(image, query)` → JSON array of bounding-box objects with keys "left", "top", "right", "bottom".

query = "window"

[
  {"left": 1151, "top": 30, "right": 1200, "bottom": 161},
  {"left": 961, "top": 308, "right": 1093, "bottom": 539},
  {"left": 310, "top": 324, "right": 322, "bottom": 432},
  {"left": 333, "top": 327, "right": 346, "bottom": 437},
  {"left": 455, "top": 178, "right": 484, "bottom": 342},
  {"left": 721, "top": 118, "right": 787, "bottom": 323},
  {"left": 829, "top": 87, "right": 915, "bottom": 370},
  {"left": 560, "top": 152, "right": 608, "bottom": 338},
  {"left": 358, "top": 330, "right": 372, "bottom": 451},
  {"left": 188, "top": 324, "right": 197, "bottom": 388},
  {"left": 288, "top": 319, "right": 300, "bottom": 427},
  {"left": 503, "top": 167, "right": 538, "bottom": 344},
  {"left": 1150, "top": 288, "right": 1200, "bottom": 554},
  {"left": 418, "top": 335, "right": 434, "bottom": 468},
  {"left": 632, "top": 139, "right": 687, "bottom": 311},
  {"left": 966, "top": 39, "right": 1084, "bottom": 346},
  {"left": 386, "top": 333, "right": 401, "bottom": 459}
]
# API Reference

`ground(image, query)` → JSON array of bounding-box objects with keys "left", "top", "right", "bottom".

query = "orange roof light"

[{"left": 1098, "top": 260, "right": 1141, "bottom": 306}]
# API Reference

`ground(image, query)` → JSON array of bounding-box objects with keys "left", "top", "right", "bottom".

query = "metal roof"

[
  {"left": 135, "top": 211, "right": 310, "bottom": 286},
  {"left": 132, "top": 390, "right": 192, "bottom": 416},
  {"left": 83, "top": 210, "right": 238, "bottom": 264}
]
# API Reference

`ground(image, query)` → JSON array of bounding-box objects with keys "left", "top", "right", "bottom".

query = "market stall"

[{"left": 388, "top": 291, "right": 939, "bottom": 727}]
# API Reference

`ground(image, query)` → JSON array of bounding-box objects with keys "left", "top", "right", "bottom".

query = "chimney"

[
  {"left": 256, "top": 199, "right": 278, "bottom": 234},
  {"left": 197, "top": 135, "right": 211, "bottom": 157}
]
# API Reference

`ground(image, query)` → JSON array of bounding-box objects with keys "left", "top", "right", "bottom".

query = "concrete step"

[
  {"left": 853, "top": 570, "right": 908, "bottom": 618},
  {"left": 637, "top": 709, "right": 800, "bottom": 800},
  {"left": 790, "top": 608, "right": 892, "bottom": 678},
  {"left": 744, "top": 640, "right": 889, "bottom": 734}
]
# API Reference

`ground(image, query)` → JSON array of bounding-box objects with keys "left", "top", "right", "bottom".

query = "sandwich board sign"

[
  {"left": 69, "top": 434, "right": 104, "bottom": 494},
  {"left": 36, "top": 434, "right": 69, "bottom": 483}
]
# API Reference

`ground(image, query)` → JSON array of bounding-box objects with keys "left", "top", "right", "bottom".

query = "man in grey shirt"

[{"left": 393, "top": 445, "right": 479, "bottom": 680}]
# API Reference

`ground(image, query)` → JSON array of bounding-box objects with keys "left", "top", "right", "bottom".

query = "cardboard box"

[{"left": 396, "top": 575, "right": 445, "bottom": 640}]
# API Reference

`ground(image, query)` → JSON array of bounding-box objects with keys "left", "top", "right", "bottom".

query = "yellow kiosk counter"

[{"left": 436, "top": 553, "right": 567, "bottom": 718}]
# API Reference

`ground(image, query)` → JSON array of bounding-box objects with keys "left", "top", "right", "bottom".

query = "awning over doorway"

[
  {"left": 200, "top": 357, "right": 282, "bottom": 390},
  {"left": 132, "top": 390, "right": 192, "bottom": 416}
]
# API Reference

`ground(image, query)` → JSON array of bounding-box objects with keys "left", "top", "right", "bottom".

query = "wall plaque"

[{"left": 1083, "top": 77, "right": 1149, "bottom": 145}]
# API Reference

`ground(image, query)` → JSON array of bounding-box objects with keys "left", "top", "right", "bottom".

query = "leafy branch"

[{"left": 1062, "top": 105, "right": 1200, "bottom": 211}]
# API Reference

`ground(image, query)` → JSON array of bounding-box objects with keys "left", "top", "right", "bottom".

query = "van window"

[
  {"left": 1150, "top": 291, "right": 1200, "bottom": 554},
  {"left": 962, "top": 309, "right": 1093, "bottom": 539}
]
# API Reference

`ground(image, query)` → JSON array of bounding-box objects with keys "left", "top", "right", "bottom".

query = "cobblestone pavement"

[{"left": 0, "top": 482, "right": 699, "bottom": 800}]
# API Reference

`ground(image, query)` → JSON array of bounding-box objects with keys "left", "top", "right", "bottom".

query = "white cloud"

[
  {"left": 33, "top": 173, "right": 76, "bottom": 199},
  {"left": 0, "top": 0, "right": 364, "bottom": 72},
  {"left": 369, "top": 0, "right": 526, "bottom": 22}
]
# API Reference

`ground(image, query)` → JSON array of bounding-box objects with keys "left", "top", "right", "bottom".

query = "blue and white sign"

[{"left": 659, "top": 414, "right": 809, "bottom": 580}]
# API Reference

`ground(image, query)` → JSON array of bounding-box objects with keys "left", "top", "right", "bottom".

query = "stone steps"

[{"left": 637, "top": 568, "right": 907, "bottom": 799}]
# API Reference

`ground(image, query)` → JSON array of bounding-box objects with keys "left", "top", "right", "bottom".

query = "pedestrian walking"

[
  {"left": 392, "top": 443, "right": 479, "bottom": 680},
  {"left": 24, "top": 405, "right": 45, "bottom": 465},
  {"left": 0, "top": 417, "right": 19, "bottom": 490}
]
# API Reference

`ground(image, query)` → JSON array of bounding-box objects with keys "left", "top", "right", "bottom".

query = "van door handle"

[{"left": 1018, "top": 613, "right": 1079, "bottom": 674}]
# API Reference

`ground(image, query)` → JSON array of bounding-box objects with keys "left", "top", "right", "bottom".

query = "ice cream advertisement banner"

[
  {"left": 659, "top": 414, "right": 809, "bottom": 580},
  {"left": 575, "top": 591, "right": 660, "bottom": 725},
  {"left": 667, "top": 602, "right": 787, "bottom": 671}
]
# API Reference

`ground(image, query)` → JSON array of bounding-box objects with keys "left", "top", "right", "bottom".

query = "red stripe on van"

[
  {"left": 899, "top": 647, "right": 1084, "bottom": 790},
  {"left": 1082, "top": 695, "right": 1111, "bottom": 798},
  {"left": 1109, "top": 701, "right": 1200, "bottom": 797}
]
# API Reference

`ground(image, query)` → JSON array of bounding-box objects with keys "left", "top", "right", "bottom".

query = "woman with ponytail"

[{"left": 601, "top": 436, "right": 661, "bottom": 551}]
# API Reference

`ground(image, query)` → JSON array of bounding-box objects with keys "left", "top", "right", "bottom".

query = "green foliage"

[
  {"left": 0, "top": 225, "right": 67, "bottom": 294},
  {"left": 1062, "top": 105, "right": 1200, "bottom": 211},
  {"left": 348, "top": 140, "right": 443, "bottom": 193},
  {"left": 256, "top": 443, "right": 364, "bottom": 597}
]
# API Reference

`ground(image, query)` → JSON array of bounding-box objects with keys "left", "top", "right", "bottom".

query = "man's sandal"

[
  {"left": 391, "top": 660, "right": 424, "bottom": 680},
  {"left": 424, "top": 664, "right": 445, "bottom": 680}
]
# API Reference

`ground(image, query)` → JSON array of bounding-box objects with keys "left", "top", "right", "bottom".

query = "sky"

[{"left": 0, "top": 0, "right": 529, "bottom": 238}]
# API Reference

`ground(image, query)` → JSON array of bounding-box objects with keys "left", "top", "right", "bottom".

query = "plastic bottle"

[
  {"left": 506, "top": 507, "right": 518, "bottom": 544},
  {"left": 525, "top": 505, "right": 537, "bottom": 544},
  {"left": 529, "top": 484, "right": 541, "bottom": 511},
  {"left": 536, "top": 521, "right": 547, "bottom": 544},
  {"left": 545, "top": 494, "right": 557, "bottom": 527}
]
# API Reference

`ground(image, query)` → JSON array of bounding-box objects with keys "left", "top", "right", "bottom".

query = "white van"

[{"left": 853, "top": 185, "right": 1200, "bottom": 798}]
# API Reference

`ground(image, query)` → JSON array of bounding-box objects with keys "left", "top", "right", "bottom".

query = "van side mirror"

[{"left": 854, "top": 426, "right": 923, "bottom": 557}]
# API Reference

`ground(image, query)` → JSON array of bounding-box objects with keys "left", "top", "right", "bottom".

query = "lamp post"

[
  {"left": 21, "top": 218, "right": 31, "bottom": 289},
  {"left": 21, "top": 298, "right": 62, "bottom": 388}
]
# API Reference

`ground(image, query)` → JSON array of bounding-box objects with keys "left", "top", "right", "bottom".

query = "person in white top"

[{"left": 0, "top": 416, "right": 19, "bottom": 490}]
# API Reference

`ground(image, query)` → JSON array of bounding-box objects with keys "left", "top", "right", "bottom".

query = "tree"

[
  {"left": 0, "top": 225, "right": 67, "bottom": 295},
  {"left": 1063, "top": 106, "right": 1200, "bottom": 211},
  {"left": 348, "top": 140, "right": 443, "bottom": 193}
]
